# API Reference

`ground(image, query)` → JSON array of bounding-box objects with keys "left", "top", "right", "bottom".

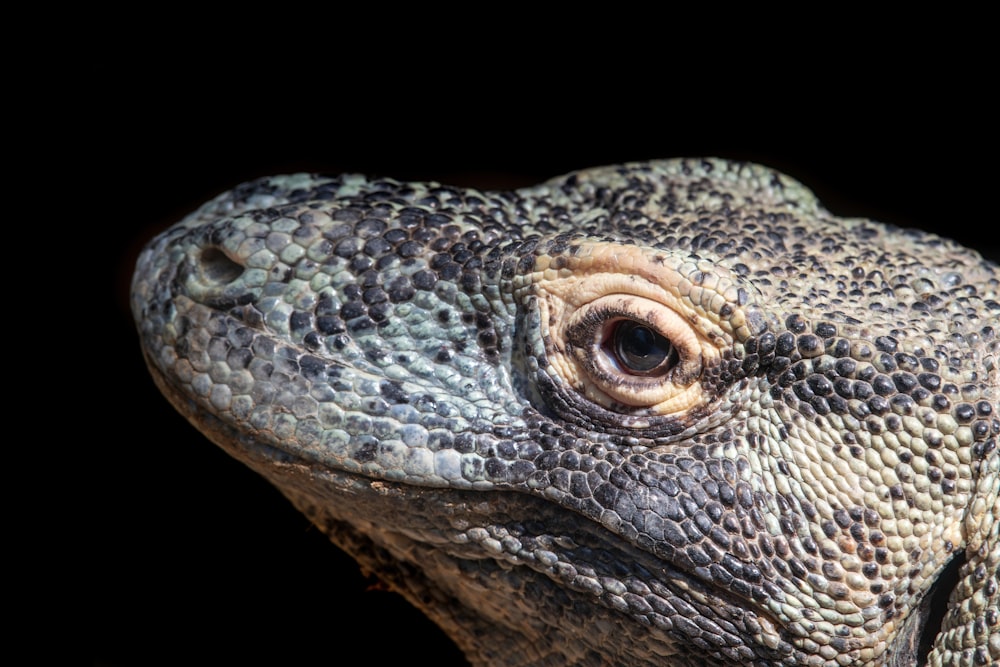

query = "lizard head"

[{"left": 132, "top": 160, "right": 999, "bottom": 666}]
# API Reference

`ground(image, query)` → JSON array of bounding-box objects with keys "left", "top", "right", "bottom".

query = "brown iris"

[{"left": 608, "top": 320, "right": 679, "bottom": 376}]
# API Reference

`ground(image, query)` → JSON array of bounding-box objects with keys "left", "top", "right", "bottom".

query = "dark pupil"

[{"left": 614, "top": 321, "right": 673, "bottom": 373}]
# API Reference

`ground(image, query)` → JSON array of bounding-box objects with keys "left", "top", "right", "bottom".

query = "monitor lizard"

[{"left": 131, "top": 159, "right": 998, "bottom": 666}]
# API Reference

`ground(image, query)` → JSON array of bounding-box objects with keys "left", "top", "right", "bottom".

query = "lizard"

[{"left": 131, "top": 159, "right": 998, "bottom": 666}]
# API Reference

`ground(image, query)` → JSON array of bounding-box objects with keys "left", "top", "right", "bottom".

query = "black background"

[{"left": 90, "top": 41, "right": 995, "bottom": 667}]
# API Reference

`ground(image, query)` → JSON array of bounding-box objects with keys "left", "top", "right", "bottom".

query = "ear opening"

[{"left": 889, "top": 551, "right": 965, "bottom": 667}]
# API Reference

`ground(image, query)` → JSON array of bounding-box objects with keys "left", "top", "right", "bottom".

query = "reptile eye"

[
  {"left": 608, "top": 320, "right": 679, "bottom": 376},
  {"left": 557, "top": 294, "right": 709, "bottom": 412},
  {"left": 527, "top": 242, "right": 738, "bottom": 417}
]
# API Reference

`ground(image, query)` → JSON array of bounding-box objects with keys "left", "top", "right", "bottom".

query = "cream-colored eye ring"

[{"left": 524, "top": 242, "right": 736, "bottom": 417}]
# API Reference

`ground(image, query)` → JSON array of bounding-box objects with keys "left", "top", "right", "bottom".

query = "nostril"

[{"left": 198, "top": 247, "right": 244, "bottom": 284}]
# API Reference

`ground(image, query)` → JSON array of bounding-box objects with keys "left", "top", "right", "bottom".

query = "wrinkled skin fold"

[{"left": 133, "top": 160, "right": 999, "bottom": 666}]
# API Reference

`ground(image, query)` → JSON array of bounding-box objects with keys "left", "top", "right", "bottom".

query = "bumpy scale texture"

[{"left": 132, "top": 159, "right": 999, "bottom": 666}]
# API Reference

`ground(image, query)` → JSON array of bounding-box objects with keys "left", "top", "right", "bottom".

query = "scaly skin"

[{"left": 132, "top": 159, "right": 999, "bottom": 666}]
